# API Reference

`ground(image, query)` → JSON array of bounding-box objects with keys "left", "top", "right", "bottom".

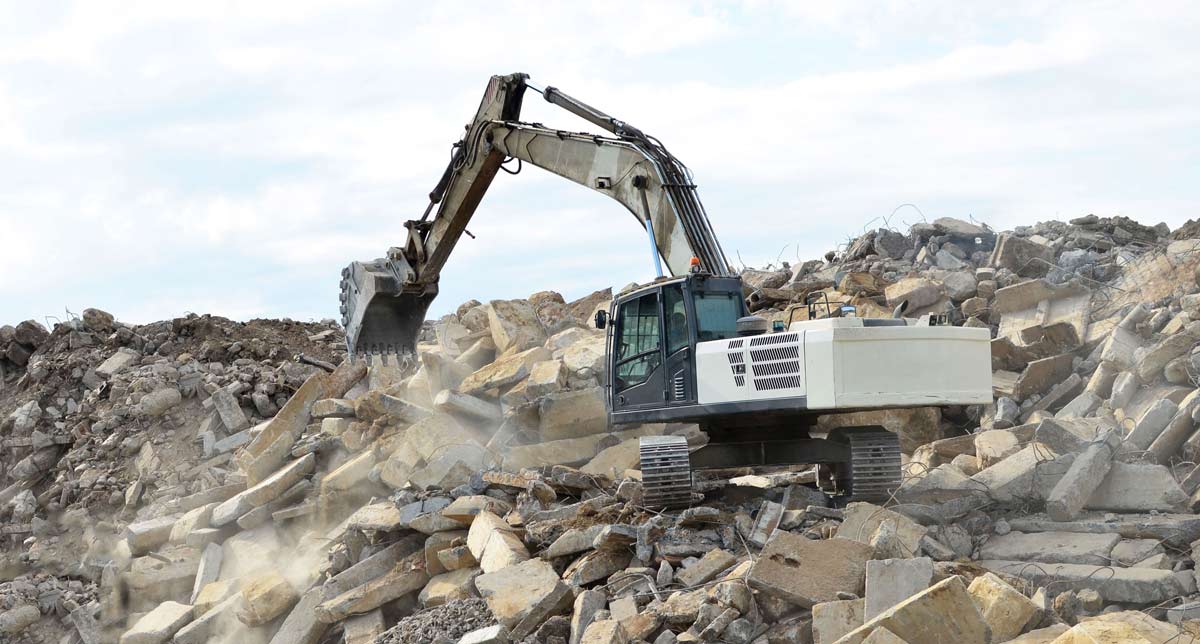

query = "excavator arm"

[{"left": 339, "top": 73, "right": 732, "bottom": 356}]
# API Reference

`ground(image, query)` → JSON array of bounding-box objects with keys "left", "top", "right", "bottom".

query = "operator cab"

[{"left": 598, "top": 273, "right": 746, "bottom": 423}]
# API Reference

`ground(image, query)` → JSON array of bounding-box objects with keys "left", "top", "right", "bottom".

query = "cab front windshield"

[{"left": 694, "top": 291, "right": 742, "bottom": 342}]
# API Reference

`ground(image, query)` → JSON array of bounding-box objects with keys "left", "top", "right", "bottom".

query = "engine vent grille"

[
  {"left": 752, "top": 360, "right": 800, "bottom": 377},
  {"left": 673, "top": 374, "right": 685, "bottom": 400},
  {"left": 727, "top": 352, "right": 744, "bottom": 364},
  {"left": 749, "top": 333, "right": 797, "bottom": 347},
  {"left": 728, "top": 339, "right": 744, "bottom": 349},
  {"left": 733, "top": 375, "right": 745, "bottom": 387},
  {"left": 753, "top": 375, "right": 802, "bottom": 391},
  {"left": 749, "top": 345, "right": 800, "bottom": 362}
]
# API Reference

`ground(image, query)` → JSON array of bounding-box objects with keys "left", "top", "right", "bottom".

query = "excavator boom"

[{"left": 339, "top": 73, "right": 731, "bottom": 357}]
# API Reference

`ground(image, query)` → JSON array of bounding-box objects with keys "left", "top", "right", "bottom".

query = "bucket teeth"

[{"left": 639, "top": 435, "right": 693, "bottom": 509}]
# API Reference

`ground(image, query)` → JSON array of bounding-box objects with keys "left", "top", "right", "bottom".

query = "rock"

[
  {"left": 813, "top": 599, "right": 864, "bottom": 644},
  {"left": 836, "top": 503, "right": 926, "bottom": 556},
  {"left": 1123, "top": 399, "right": 1178, "bottom": 452},
  {"left": 459, "top": 346, "right": 551, "bottom": 395},
  {"left": 1012, "top": 353, "right": 1074, "bottom": 400},
  {"left": 974, "top": 429, "right": 1019, "bottom": 469},
  {"left": 676, "top": 549, "right": 737, "bottom": 587},
  {"left": 990, "top": 234, "right": 1054, "bottom": 277},
  {"left": 138, "top": 387, "right": 182, "bottom": 417},
  {"left": 977, "top": 531, "right": 1119, "bottom": 566},
  {"left": 579, "top": 620, "right": 629, "bottom": 644},
  {"left": 316, "top": 554, "right": 429, "bottom": 623},
  {"left": 190, "top": 543, "right": 223, "bottom": 604},
  {"left": 978, "top": 560, "right": 1183, "bottom": 603},
  {"left": 1085, "top": 462, "right": 1188, "bottom": 512},
  {"left": 126, "top": 516, "right": 178, "bottom": 555},
  {"left": 435, "top": 390, "right": 502, "bottom": 422},
  {"left": 119, "top": 601, "right": 193, "bottom": 644},
  {"left": 539, "top": 387, "right": 608, "bottom": 440},
  {"left": 96, "top": 347, "right": 140, "bottom": 378},
  {"left": 419, "top": 567, "right": 482, "bottom": 607},
  {"left": 864, "top": 557, "right": 932, "bottom": 620},
  {"left": 0, "top": 605, "right": 40, "bottom": 636},
  {"left": 460, "top": 625, "right": 512, "bottom": 644},
  {"left": 486, "top": 299, "right": 547, "bottom": 353},
  {"left": 1054, "top": 391, "right": 1102, "bottom": 419},
  {"left": 527, "top": 360, "right": 566, "bottom": 397},
  {"left": 312, "top": 397, "right": 355, "bottom": 418},
  {"left": 238, "top": 572, "right": 298, "bottom": 626},
  {"left": 475, "top": 558, "right": 574, "bottom": 640},
  {"left": 268, "top": 589, "right": 328, "bottom": 644},
  {"left": 834, "top": 576, "right": 989, "bottom": 644},
  {"left": 571, "top": 590, "right": 607, "bottom": 644},
  {"left": 966, "top": 572, "right": 1039, "bottom": 642},
  {"left": 749, "top": 533, "right": 872, "bottom": 608},
  {"left": 1046, "top": 429, "right": 1121, "bottom": 521},
  {"left": 884, "top": 278, "right": 943, "bottom": 310},
  {"left": 12, "top": 320, "right": 48, "bottom": 346},
  {"left": 942, "top": 272, "right": 977, "bottom": 300},
  {"left": 211, "top": 388, "right": 250, "bottom": 432}
]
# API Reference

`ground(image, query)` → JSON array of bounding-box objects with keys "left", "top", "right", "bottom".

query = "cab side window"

[
  {"left": 663, "top": 284, "right": 688, "bottom": 354},
  {"left": 615, "top": 292, "right": 660, "bottom": 391}
]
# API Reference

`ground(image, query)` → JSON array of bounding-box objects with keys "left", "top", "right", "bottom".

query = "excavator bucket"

[{"left": 339, "top": 259, "right": 435, "bottom": 358}]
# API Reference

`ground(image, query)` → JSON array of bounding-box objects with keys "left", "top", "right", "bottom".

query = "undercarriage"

[{"left": 639, "top": 424, "right": 903, "bottom": 508}]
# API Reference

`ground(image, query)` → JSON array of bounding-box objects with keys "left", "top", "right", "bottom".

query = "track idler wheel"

[{"left": 639, "top": 435, "right": 693, "bottom": 508}]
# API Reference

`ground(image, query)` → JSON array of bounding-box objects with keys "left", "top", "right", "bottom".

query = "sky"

[{"left": 1, "top": 1, "right": 1198, "bottom": 327}]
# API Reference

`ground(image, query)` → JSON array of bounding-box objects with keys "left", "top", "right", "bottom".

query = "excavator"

[{"left": 339, "top": 73, "right": 992, "bottom": 507}]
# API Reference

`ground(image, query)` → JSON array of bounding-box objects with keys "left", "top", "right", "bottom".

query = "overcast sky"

[{"left": 1, "top": 1, "right": 1198, "bottom": 327}]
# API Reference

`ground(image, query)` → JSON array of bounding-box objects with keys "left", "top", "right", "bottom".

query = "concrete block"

[
  {"left": 571, "top": 589, "right": 607, "bottom": 644},
  {"left": 832, "top": 577, "right": 988, "bottom": 644},
  {"left": 189, "top": 543, "right": 223, "bottom": 604},
  {"left": 967, "top": 572, "right": 1039, "bottom": 642},
  {"left": 1046, "top": 429, "right": 1121, "bottom": 521},
  {"left": 237, "top": 572, "right": 298, "bottom": 626},
  {"left": 342, "top": 610, "right": 387, "bottom": 644},
  {"left": 978, "top": 560, "right": 1184, "bottom": 603},
  {"left": 974, "top": 429, "right": 1019, "bottom": 469},
  {"left": 864, "top": 557, "right": 932, "bottom": 620},
  {"left": 170, "top": 503, "right": 216, "bottom": 544},
  {"left": 539, "top": 387, "right": 608, "bottom": 440},
  {"left": 675, "top": 549, "right": 737, "bottom": 587},
  {"left": 475, "top": 558, "right": 574, "bottom": 640},
  {"left": 813, "top": 599, "right": 864, "bottom": 644},
  {"left": 1085, "top": 462, "right": 1188, "bottom": 513},
  {"left": 459, "top": 346, "right": 551, "bottom": 395},
  {"left": 125, "top": 516, "right": 177, "bottom": 556},
  {"left": 836, "top": 503, "right": 926, "bottom": 555},
  {"left": 419, "top": 567, "right": 481, "bottom": 607},
  {"left": 119, "top": 601, "right": 193, "bottom": 644},
  {"left": 211, "top": 388, "right": 249, "bottom": 432},
  {"left": 316, "top": 554, "right": 429, "bottom": 624},
  {"left": 749, "top": 533, "right": 872, "bottom": 608},
  {"left": 311, "top": 398, "right": 355, "bottom": 418},
  {"left": 1124, "top": 399, "right": 1178, "bottom": 452},
  {"left": 978, "top": 531, "right": 1119, "bottom": 566},
  {"left": 267, "top": 588, "right": 327, "bottom": 644},
  {"left": 460, "top": 624, "right": 512, "bottom": 644}
]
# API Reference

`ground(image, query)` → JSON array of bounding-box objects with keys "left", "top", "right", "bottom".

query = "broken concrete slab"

[
  {"left": 813, "top": 599, "right": 864, "bottom": 644},
  {"left": 1012, "top": 353, "right": 1075, "bottom": 400},
  {"left": 315, "top": 554, "right": 429, "bottom": 623},
  {"left": 475, "top": 558, "right": 574, "bottom": 640},
  {"left": 836, "top": 503, "right": 926, "bottom": 556},
  {"left": 238, "top": 571, "right": 298, "bottom": 626},
  {"left": 977, "top": 531, "right": 1119, "bottom": 566},
  {"left": 978, "top": 560, "right": 1184, "bottom": 603},
  {"left": 1046, "top": 429, "right": 1120, "bottom": 521},
  {"left": 749, "top": 533, "right": 872, "bottom": 608},
  {"left": 966, "top": 572, "right": 1039, "bottom": 643},
  {"left": 267, "top": 588, "right": 328, "bottom": 644},
  {"left": 419, "top": 567, "right": 482, "bottom": 607},
  {"left": 833, "top": 576, "right": 989, "bottom": 644},
  {"left": 1124, "top": 399, "right": 1178, "bottom": 452},
  {"left": 864, "top": 557, "right": 932, "bottom": 620},
  {"left": 1085, "top": 462, "right": 1188, "bottom": 513},
  {"left": 1007, "top": 512, "right": 1200, "bottom": 547},
  {"left": 676, "top": 549, "right": 737, "bottom": 587},
  {"left": 119, "top": 601, "right": 193, "bottom": 644}
]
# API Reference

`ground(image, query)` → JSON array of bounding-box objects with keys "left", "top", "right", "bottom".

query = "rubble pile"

[{"left": 5, "top": 213, "right": 1200, "bottom": 643}]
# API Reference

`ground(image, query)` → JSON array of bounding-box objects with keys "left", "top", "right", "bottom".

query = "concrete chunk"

[
  {"left": 966, "top": 572, "right": 1039, "bottom": 642},
  {"left": 978, "top": 531, "right": 1119, "bottom": 566},
  {"left": 119, "top": 601, "right": 193, "bottom": 644},
  {"left": 836, "top": 503, "right": 926, "bottom": 555},
  {"left": 316, "top": 554, "right": 429, "bottom": 623},
  {"left": 475, "top": 558, "right": 574, "bottom": 640},
  {"left": 211, "top": 388, "right": 250, "bottom": 432},
  {"left": 749, "top": 533, "right": 872, "bottom": 608},
  {"left": 813, "top": 599, "right": 864, "bottom": 644},
  {"left": 864, "top": 557, "right": 932, "bottom": 620},
  {"left": 238, "top": 572, "right": 298, "bottom": 626},
  {"left": 832, "top": 576, "right": 988, "bottom": 644},
  {"left": 1046, "top": 429, "right": 1120, "bottom": 521},
  {"left": 1123, "top": 399, "right": 1178, "bottom": 452},
  {"left": 539, "top": 387, "right": 608, "bottom": 440},
  {"left": 125, "top": 515, "right": 178, "bottom": 556},
  {"left": 675, "top": 549, "right": 737, "bottom": 587},
  {"left": 268, "top": 588, "right": 328, "bottom": 644},
  {"left": 1085, "top": 461, "right": 1188, "bottom": 512},
  {"left": 189, "top": 543, "right": 223, "bottom": 604},
  {"left": 978, "top": 559, "right": 1184, "bottom": 603}
]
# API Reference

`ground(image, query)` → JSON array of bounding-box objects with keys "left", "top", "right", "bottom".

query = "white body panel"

[{"left": 696, "top": 318, "right": 992, "bottom": 410}]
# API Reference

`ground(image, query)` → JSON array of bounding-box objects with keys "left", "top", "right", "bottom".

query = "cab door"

[
  {"left": 611, "top": 289, "right": 666, "bottom": 412},
  {"left": 662, "top": 283, "right": 696, "bottom": 406}
]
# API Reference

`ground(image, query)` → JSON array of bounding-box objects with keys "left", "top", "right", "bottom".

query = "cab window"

[
  {"left": 663, "top": 283, "right": 688, "bottom": 354},
  {"left": 615, "top": 292, "right": 660, "bottom": 390},
  {"left": 694, "top": 291, "right": 742, "bottom": 342}
]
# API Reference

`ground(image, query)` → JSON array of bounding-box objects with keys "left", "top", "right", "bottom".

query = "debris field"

[{"left": 5, "top": 213, "right": 1200, "bottom": 643}]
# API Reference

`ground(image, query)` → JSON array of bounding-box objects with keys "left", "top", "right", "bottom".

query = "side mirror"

[{"left": 594, "top": 310, "right": 608, "bottom": 329}]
